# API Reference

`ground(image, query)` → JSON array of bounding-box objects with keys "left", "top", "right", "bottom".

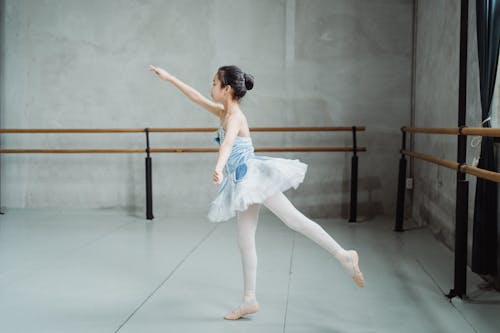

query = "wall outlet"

[{"left": 406, "top": 178, "right": 413, "bottom": 190}]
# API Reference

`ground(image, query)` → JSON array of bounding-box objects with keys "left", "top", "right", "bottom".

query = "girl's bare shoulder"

[{"left": 222, "top": 110, "right": 245, "bottom": 126}]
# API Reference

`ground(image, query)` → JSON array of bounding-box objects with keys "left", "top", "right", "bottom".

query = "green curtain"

[{"left": 472, "top": 0, "right": 499, "bottom": 275}]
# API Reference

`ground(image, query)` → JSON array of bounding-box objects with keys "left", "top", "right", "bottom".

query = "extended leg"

[{"left": 263, "top": 192, "right": 364, "bottom": 287}]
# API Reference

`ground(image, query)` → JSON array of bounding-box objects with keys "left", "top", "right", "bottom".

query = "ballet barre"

[
  {"left": 0, "top": 126, "right": 366, "bottom": 222},
  {"left": 0, "top": 126, "right": 366, "bottom": 133},
  {"left": 401, "top": 126, "right": 500, "bottom": 137},
  {"left": 0, "top": 147, "right": 366, "bottom": 154},
  {"left": 394, "top": 126, "right": 500, "bottom": 299},
  {"left": 400, "top": 150, "right": 500, "bottom": 183}
]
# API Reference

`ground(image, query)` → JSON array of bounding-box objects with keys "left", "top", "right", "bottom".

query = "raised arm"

[{"left": 149, "top": 65, "right": 224, "bottom": 117}]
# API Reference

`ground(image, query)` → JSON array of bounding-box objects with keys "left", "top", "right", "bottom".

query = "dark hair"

[{"left": 217, "top": 65, "right": 254, "bottom": 100}]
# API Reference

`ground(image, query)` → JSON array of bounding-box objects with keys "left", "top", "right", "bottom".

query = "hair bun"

[{"left": 243, "top": 73, "right": 254, "bottom": 91}]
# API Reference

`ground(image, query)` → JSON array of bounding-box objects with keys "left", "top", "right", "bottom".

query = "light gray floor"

[{"left": 0, "top": 208, "right": 499, "bottom": 333}]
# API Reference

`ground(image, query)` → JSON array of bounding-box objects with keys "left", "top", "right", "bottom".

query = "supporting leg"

[{"left": 224, "top": 204, "right": 261, "bottom": 320}]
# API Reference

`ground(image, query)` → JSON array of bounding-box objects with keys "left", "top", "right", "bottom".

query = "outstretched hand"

[{"left": 149, "top": 65, "right": 174, "bottom": 81}]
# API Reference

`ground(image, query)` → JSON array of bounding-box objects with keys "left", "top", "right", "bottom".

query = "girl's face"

[{"left": 211, "top": 74, "right": 231, "bottom": 103}]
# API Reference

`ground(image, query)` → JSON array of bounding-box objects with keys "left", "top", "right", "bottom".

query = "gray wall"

[
  {"left": 413, "top": 0, "right": 462, "bottom": 245},
  {"left": 0, "top": 0, "right": 413, "bottom": 218},
  {"left": 412, "top": 0, "right": 498, "bottom": 261}
]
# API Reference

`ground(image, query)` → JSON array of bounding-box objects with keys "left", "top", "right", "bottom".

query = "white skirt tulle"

[{"left": 208, "top": 156, "right": 308, "bottom": 222}]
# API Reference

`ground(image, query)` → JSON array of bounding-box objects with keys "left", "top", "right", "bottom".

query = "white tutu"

[{"left": 208, "top": 156, "right": 308, "bottom": 222}]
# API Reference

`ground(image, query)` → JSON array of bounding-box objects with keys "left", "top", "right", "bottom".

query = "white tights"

[{"left": 236, "top": 192, "right": 350, "bottom": 305}]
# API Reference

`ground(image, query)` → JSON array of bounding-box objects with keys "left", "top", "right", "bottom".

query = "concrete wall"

[
  {"left": 411, "top": 0, "right": 494, "bottom": 260},
  {"left": 0, "top": 0, "right": 413, "bottom": 219}
]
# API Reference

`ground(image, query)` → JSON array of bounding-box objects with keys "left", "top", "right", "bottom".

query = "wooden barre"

[
  {"left": 401, "top": 149, "right": 500, "bottom": 183},
  {"left": 0, "top": 149, "right": 146, "bottom": 154},
  {"left": 460, "top": 165, "right": 500, "bottom": 183},
  {"left": 245, "top": 127, "right": 365, "bottom": 132},
  {"left": 0, "top": 126, "right": 366, "bottom": 134},
  {"left": 255, "top": 147, "right": 366, "bottom": 152},
  {"left": 402, "top": 127, "right": 500, "bottom": 137},
  {"left": 0, "top": 147, "right": 367, "bottom": 154},
  {"left": 0, "top": 126, "right": 366, "bottom": 222},
  {"left": 0, "top": 129, "right": 146, "bottom": 134},
  {"left": 461, "top": 127, "right": 500, "bottom": 137},
  {"left": 401, "top": 150, "right": 459, "bottom": 169},
  {"left": 403, "top": 127, "right": 458, "bottom": 135},
  {"left": 149, "top": 127, "right": 366, "bottom": 132}
]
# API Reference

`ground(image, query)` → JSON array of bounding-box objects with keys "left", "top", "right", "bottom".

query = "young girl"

[{"left": 149, "top": 65, "right": 364, "bottom": 320}]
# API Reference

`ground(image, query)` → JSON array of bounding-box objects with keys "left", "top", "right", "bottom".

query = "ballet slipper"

[
  {"left": 224, "top": 302, "right": 259, "bottom": 320},
  {"left": 347, "top": 250, "right": 365, "bottom": 288}
]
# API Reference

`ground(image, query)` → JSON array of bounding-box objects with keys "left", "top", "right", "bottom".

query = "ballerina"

[{"left": 149, "top": 64, "right": 364, "bottom": 320}]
